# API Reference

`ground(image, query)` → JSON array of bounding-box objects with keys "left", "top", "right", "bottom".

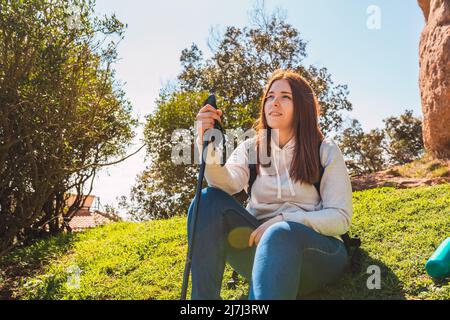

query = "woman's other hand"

[{"left": 249, "top": 214, "right": 284, "bottom": 247}]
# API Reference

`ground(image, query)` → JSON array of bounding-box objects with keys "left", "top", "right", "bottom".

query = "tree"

[
  {"left": 178, "top": 4, "right": 352, "bottom": 134},
  {"left": 337, "top": 119, "right": 386, "bottom": 175},
  {"left": 0, "top": 0, "right": 136, "bottom": 255},
  {"left": 383, "top": 110, "right": 424, "bottom": 165},
  {"left": 120, "top": 91, "right": 206, "bottom": 220},
  {"left": 123, "top": 2, "right": 353, "bottom": 220}
]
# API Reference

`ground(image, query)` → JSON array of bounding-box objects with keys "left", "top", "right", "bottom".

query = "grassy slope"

[
  {"left": 385, "top": 153, "right": 449, "bottom": 179},
  {"left": 1, "top": 184, "right": 449, "bottom": 300}
]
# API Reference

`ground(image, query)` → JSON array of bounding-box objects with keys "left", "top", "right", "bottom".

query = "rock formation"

[{"left": 417, "top": 0, "right": 450, "bottom": 159}]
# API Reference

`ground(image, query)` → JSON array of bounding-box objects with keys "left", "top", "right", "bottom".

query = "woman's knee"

[
  {"left": 258, "top": 221, "right": 316, "bottom": 248},
  {"left": 188, "top": 187, "right": 231, "bottom": 217},
  {"left": 189, "top": 187, "right": 229, "bottom": 206},
  {"left": 258, "top": 222, "right": 293, "bottom": 247},
  {"left": 202, "top": 186, "right": 231, "bottom": 200}
]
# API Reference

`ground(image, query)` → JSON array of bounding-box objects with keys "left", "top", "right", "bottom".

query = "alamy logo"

[
  {"left": 367, "top": 5, "right": 381, "bottom": 30},
  {"left": 66, "top": 5, "right": 82, "bottom": 30},
  {"left": 366, "top": 265, "right": 381, "bottom": 290},
  {"left": 67, "top": 265, "right": 82, "bottom": 290},
  {"left": 170, "top": 124, "right": 277, "bottom": 166}
]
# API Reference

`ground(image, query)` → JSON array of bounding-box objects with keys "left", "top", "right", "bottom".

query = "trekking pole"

[{"left": 181, "top": 92, "right": 224, "bottom": 300}]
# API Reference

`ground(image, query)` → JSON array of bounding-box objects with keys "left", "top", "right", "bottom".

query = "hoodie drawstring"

[
  {"left": 282, "top": 151, "right": 296, "bottom": 197},
  {"left": 272, "top": 145, "right": 296, "bottom": 199},
  {"left": 272, "top": 148, "right": 282, "bottom": 199}
]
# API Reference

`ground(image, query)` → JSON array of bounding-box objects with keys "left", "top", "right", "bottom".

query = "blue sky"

[{"left": 91, "top": 0, "right": 425, "bottom": 214}]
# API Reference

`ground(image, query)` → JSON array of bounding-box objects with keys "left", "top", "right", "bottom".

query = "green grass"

[
  {"left": 1, "top": 184, "right": 449, "bottom": 300},
  {"left": 391, "top": 154, "right": 449, "bottom": 179}
]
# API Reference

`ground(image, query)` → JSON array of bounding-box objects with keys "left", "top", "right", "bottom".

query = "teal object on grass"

[{"left": 425, "top": 237, "right": 450, "bottom": 279}]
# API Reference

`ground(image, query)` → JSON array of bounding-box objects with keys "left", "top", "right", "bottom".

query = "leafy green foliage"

[
  {"left": 0, "top": 0, "right": 136, "bottom": 254},
  {"left": 336, "top": 119, "right": 386, "bottom": 175},
  {"left": 120, "top": 91, "right": 211, "bottom": 221},
  {"left": 383, "top": 110, "right": 424, "bottom": 165},
  {"left": 337, "top": 110, "right": 425, "bottom": 175}
]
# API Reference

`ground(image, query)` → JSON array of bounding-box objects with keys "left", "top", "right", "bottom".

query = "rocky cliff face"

[{"left": 417, "top": 0, "right": 450, "bottom": 159}]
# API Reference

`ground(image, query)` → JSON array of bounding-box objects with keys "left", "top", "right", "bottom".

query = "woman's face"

[{"left": 264, "top": 79, "right": 295, "bottom": 133}]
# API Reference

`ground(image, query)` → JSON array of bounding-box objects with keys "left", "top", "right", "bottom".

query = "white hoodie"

[{"left": 196, "top": 135, "right": 353, "bottom": 241}]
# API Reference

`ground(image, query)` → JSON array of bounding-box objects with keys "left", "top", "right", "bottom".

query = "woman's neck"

[{"left": 272, "top": 129, "right": 294, "bottom": 149}]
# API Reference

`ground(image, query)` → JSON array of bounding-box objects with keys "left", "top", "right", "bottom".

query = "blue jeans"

[{"left": 187, "top": 187, "right": 348, "bottom": 300}]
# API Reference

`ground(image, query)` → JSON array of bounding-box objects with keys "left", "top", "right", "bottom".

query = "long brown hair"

[{"left": 254, "top": 69, "right": 324, "bottom": 185}]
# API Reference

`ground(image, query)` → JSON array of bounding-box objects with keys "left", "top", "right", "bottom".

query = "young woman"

[{"left": 189, "top": 69, "right": 353, "bottom": 300}]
